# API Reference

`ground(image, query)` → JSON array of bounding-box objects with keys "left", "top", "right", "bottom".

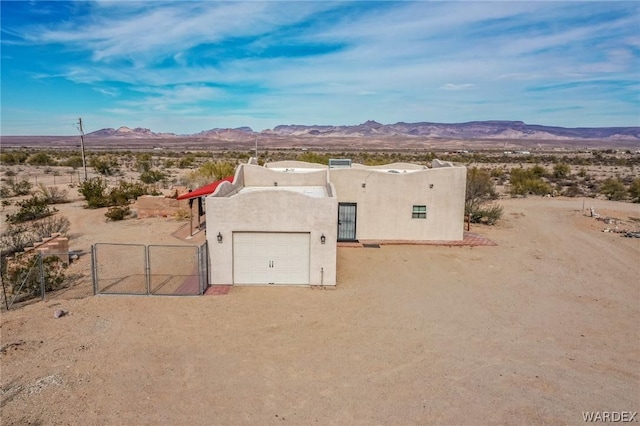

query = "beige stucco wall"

[
  {"left": 266, "top": 160, "right": 327, "bottom": 169},
  {"left": 206, "top": 188, "right": 338, "bottom": 286},
  {"left": 329, "top": 164, "right": 466, "bottom": 241},
  {"left": 243, "top": 164, "right": 328, "bottom": 187}
]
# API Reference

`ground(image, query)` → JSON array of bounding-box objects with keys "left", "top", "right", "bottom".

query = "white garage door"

[{"left": 233, "top": 232, "right": 310, "bottom": 285}]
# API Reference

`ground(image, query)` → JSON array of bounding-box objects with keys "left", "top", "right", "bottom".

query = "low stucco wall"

[
  {"left": 206, "top": 189, "right": 338, "bottom": 286},
  {"left": 329, "top": 165, "right": 466, "bottom": 241},
  {"left": 135, "top": 195, "right": 190, "bottom": 218},
  {"left": 243, "top": 164, "right": 328, "bottom": 187}
]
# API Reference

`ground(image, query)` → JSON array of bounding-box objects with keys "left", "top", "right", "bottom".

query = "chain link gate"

[{"left": 92, "top": 242, "right": 208, "bottom": 296}]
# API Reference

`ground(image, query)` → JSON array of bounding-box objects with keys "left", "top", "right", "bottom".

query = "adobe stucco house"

[{"left": 205, "top": 159, "right": 466, "bottom": 287}]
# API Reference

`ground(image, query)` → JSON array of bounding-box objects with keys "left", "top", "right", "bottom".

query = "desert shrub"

[
  {"left": 173, "top": 209, "right": 190, "bottom": 221},
  {"left": 490, "top": 168, "right": 505, "bottom": 178},
  {"left": 37, "top": 184, "right": 69, "bottom": 204},
  {"left": 177, "top": 155, "right": 195, "bottom": 168},
  {"left": 1, "top": 151, "right": 28, "bottom": 165},
  {"left": 552, "top": 163, "right": 571, "bottom": 179},
  {"left": 509, "top": 168, "right": 552, "bottom": 196},
  {"left": 629, "top": 178, "right": 640, "bottom": 203},
  {"left": 79, "top": 177, "right": 156, "bottom": 208},
  {"left": 105, "top": 205, "right": 130, "bottom": 221},
  {"left": 0, "top": 215, "right": 70, "bottom": 256},
  {"left": 12, "top": 179, "right": 33, "bottom": 196},
  {"left": 599, "top": 178, "right": 627, "bottom": 201},
  {"left": 297, "top": 152, "right": 330, "bottom": 165},
  {"left": 467, "top": 203, "right": 503, "bottom": 225},
  {"left": 89, "top": 155, "right": 120, "bottom": 176},
  {"left": 26, "top": 152, "right": 55, "bottom": 166},
  {"left": 0, "top": 223, "right": 31, "bottom": 255},
  {"left": 2, "top": 253, "right": 67, "bottom": 298},
  {"left": 465, "top": 167, "right": 502, "bottom": 225},
  {"left": 140, "top": 169, "right": 167, "bottom": 184},
  {"left": 530, "top": 164, "right": 547, "bottom": 178},
  {"left": 563, "top": 183, "right": 585, "bottom": 198},
  {"left": 0, "top": 186, "right": 11, "bottom": 199},
  {"left": 135, "top": 154, "right": 152, "bottom": 172},
  {"left": 31, "top": 215, "right": 71, "bottom": 240},
  {"left": 188, "top": 161, "right": 235, "bottom": 186},
  {"left": 61, "top": 155, "right": 84, "bottom": 169},
  {"left": 78, "top": 177, "right": 109, "bottom": 208},
  {"left": 4, "top": 169, "right": 16, "bottom": 177},
  {"left": 6, "top": 196, "right": 56, "bottom": 224},
  {"left": 107, "top": 181, "right": 153, "bottom": 205}
]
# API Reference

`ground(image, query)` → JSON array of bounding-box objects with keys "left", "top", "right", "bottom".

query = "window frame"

[{"left": 412, "top": 205, "right": 427, "bottom": 219}]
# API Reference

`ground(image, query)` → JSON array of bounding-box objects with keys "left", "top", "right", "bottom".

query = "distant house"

[{"left": 205, "top": 159, "right": 466, "bottom": 286}]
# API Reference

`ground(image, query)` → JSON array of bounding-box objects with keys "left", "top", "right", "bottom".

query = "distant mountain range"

[{"left": 87, "top": 120, "right": 640, "bottom": 141}]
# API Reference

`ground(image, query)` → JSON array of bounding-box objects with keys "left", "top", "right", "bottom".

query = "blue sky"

[{"left": 1, "top": 1, "right": 639, "bottom": 135}]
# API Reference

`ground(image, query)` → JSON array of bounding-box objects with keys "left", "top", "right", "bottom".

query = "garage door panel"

[{"left": 233, "top": 232, "right": 309, "bottom": 285}]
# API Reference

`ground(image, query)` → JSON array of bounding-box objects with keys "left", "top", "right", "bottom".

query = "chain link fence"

[
  {"left": 1, "top": 251, "right": 72, "bottom": 310},
  {"left": 92, "top": 242, "right": 208, "bottom": 296}
]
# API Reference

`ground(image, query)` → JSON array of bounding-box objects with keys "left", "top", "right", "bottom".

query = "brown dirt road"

[{"left": 1, "top": 197, "right": 639, "bottom": 425}]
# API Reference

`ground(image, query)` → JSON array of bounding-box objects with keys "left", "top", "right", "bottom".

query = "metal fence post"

[
  {"left": 39, "top": 253, "right": 45, "bottom": 301},
  {"left": 91, "top": 245, "right": 97, "bottom": 295},
  {"left": 198, "top": 246, "right": 204, "bottom": 295},
  {"left": 145, "top": 245, "right": 151, "bottom": 295}
]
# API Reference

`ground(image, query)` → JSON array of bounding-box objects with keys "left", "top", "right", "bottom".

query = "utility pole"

[
  {"left": 78, "top": 118, "right": 88, "bottom": 181},
  {"left": 254, "top": 137, "right": 258, "bottom": 160}
]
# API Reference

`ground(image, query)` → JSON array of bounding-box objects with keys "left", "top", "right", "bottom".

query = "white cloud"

[{"left": 441, "top": 84, "right": 475, "bottom": 91}]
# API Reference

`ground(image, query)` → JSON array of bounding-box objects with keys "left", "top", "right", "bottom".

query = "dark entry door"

[{"left": 338, "top": 203, "right": 357, "bottom": 242}]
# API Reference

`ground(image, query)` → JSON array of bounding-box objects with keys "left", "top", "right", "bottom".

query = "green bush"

[
  {"left": 2, "top": 253, "right": 67, "bottom": 298},
  {"left": 0, "top": 223, "right": 31, "bottom": 255},
  {"left": 79, "top": 177, "right": 157, "bottom": 209},
  {"left": 37, "top": 184, "right": 69, "bottom": 204},
  {"left": 140, "top": 169, "right": 167, "bottom": 184},
  {"left": 107, "top": 181, "right": 153, "bottom": 205},
  {"left": 1, "top": 216, "right": 70, "bottom": 255},
  {"left": 61, "top": 155, "right": 84, "bottom": 169},
  {"left": 467, "top": 203, "right": 503, "bottom": 225},
  {"left": 105, "top": 205, "right": 130, "bottom": 221},
  {"left": 12, "top": 179, "right": 33, "bottom": 196},
  {"left": 509, "top": 168, "right": 552, "bottom": 196},
  {"left": 629, "top": 178, "right": 640, "bottom": 203},
  {"left": 31, "top": 215, "right": 71, "bottom": 240},
  {"left": 0, "top": 151, "right": 28, "bottom": 165},
  {"left": 297, "top": 152, "right": 330, "bottom": 165},
  {"left": 600, "top": 178, "right": 627, "bottom": 201},
  {"left": 135, "top": 154, "right": 152, "bottom": 172},
  {"left": 89, "top": 155, "right": 120, "bottom": 176},
  {"left": 26, "top": 152, "right": 55, "bottom": 166},
  {"left": 177, "top": 155, "right": 195, "bottom": 168},
  {"left": 6, "top": 196, "right": 56, "bottom": 224},
  {"left": 78, "top": 177, "right": 109, "bottom": 208},
  {"left": 0, "top": 186, "right": 11, "bottom": 199},
  {"left": 552, "top": 163, "right": 571, "bottom": 179}
]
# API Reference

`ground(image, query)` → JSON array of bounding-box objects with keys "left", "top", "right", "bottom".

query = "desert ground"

[{"left": 1, "top": 195, "right": 639, "bottom": 425}]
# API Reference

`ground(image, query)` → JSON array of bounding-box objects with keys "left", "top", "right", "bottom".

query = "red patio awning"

[{"left": 176, "top": 176, "right": 234, "bottom": 201}]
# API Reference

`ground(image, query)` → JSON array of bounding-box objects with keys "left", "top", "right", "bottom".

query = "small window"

[{"left": 412, "top": 205, "right": 427, "bottom": 219}]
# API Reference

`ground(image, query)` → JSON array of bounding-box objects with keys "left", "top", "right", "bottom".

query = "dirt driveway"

[{"left": 1, "top": 197, "right": 639, "bottom": 425}]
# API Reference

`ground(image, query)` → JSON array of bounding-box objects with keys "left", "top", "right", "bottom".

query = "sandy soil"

[{"left": 1, "top": 197, "right": 639, "bottom": 425}]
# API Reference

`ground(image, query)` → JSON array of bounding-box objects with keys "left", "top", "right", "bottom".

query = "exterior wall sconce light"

[
  {"left": 320, "top": 234, "right": 326, "bottom": 244},
  {"left": 217, "top": 232, "right": 223, "bottom": 243},
  {"left": 361, "top": 183, "right": 366, "bottom": 188},
  {"left": 429, "top": 184, "right": 434, "bottom": 189},
  {"left": 274, "top": 181, "right": 278, "bottom": 186}
]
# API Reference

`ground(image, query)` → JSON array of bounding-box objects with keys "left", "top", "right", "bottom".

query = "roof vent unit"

[{"left": 329, "top": 159, "right": 352, "bottom": 169}]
